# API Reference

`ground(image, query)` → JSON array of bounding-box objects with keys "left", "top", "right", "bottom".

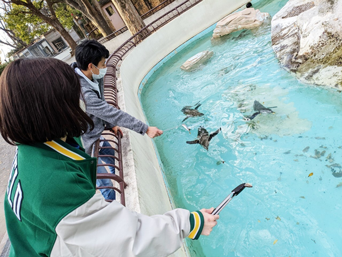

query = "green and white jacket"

[{"left": 5, "top": 138, "right": 204, "bottom": 257}]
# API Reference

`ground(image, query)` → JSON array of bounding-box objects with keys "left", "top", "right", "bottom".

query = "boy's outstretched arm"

[{"left": 83, "top": 89, "right": 162, "bottom": 138}]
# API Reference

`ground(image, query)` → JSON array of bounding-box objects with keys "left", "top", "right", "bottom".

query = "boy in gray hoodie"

[{"left": 72, "top": 40, "right": 163, "bottom": 200}]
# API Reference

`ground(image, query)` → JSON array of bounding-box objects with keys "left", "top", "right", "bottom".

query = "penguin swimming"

[
  {"left": 245, "top": 100, "right": 276, "bottom": 120},
  {"left": 181, "top": 102, "right": 204, "bottom": 122},
  {"left": 186, "top": 127, "right": 221, "bottom": 150}
]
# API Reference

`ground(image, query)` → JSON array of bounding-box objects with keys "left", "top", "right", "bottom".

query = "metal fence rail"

[
  {"left": 93, "top": 129, "right": 127, "bottom": 205},
  {"left": 98, "top": 27, "right": 128, "bottom": 44},
  {"left": 93, "top": 0, "right": 203, "bottom": 206}
]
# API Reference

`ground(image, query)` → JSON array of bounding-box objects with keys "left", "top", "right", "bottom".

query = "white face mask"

[{"left": 91, "top": 64, "right": 107, "bottom": 80}]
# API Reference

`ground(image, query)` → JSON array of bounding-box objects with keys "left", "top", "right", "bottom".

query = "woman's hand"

[{"left": 200, "top": 208, "right": 219, "bottom": 236}]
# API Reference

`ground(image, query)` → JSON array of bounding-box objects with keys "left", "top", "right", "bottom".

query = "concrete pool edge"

[{"left": 118, "top": 0, "right": 250, "bottom": 256}]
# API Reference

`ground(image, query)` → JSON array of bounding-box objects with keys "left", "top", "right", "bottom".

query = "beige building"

[
  {"left": 13, "top": 28, "right": 81, "bottom": 59},
  {"left": 100, "top": 0, "right": 126, "bottom": 31}
]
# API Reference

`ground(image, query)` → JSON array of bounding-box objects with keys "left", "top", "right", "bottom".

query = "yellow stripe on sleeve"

[
  {"left": 44, "top": 141, "right": 85, "bottom": 161},
  {"left": 188, "top": 212, "right": 201, "bottom": 239}
]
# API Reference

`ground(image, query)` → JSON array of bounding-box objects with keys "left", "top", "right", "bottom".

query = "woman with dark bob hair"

[{"left": 0, "top": 58, "right": 218, "bottom": 257}]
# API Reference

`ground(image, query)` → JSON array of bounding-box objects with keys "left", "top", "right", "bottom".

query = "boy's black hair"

[
  {"left": 0, "top": 58, "right": 94, "bottom": 145},
  {"left": 246, "top": 2, "right": 253, "bottom": 8},
  {"left": 75, "top": 40, "right": 110, "bottom": 70}
]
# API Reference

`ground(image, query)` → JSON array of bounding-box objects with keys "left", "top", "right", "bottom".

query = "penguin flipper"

[
  {"left": 249, "top": 112, "right": 260, "bottom": 120},
  {"left": 209, "top": 128, "right": 221, "bottom": 141},
  {"left": 182, "top": 116, "right": 190, "bottom": 122},
  {"left": 194, "top": 103, "right": 202, "bottom": 110},
  {"left": 186, "top": 139, "right": 199, "bottom": 145}
]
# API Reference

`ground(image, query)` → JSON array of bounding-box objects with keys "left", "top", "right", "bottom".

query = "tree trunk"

[
  {"left": 154, "top": 0, "right": 164, "bottom": 5},
  {"left": 72, "top": 16, "right": 88, "bottom": 39},
  {"left": 131, "top": 0, "right": 150, "bottom": 15},
  {"left": 9, "top": 0, "right": 77, "bottom": 53},
  {"left": 39, "top": 18, "right": 78, "bottom": 54},
  {"left": 91, "top": 0, "right": 116, "bottom": 32},
  {"left": 65, "top": 0, "right": 114, "bottom": 37},
  {"left": 83, "top": 0, "right": 113, "bottom": 36},
  {"left": 111, "top": 0, "right": 146, "bottom": 36},
  {"left": 52, "top": 20, "right": 78, "bottom": 55},
  {"left": 143, "top": 0, "right": 152, "bottom": 10}
]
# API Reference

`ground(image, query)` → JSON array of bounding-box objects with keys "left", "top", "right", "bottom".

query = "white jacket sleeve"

[{"left": 51, "top": 193, "right": 203, "bottom": 257}]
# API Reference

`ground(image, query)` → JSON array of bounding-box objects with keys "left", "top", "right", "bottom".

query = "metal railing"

[
  {"left": 98, "top": 26, "right": 128, "bottom": 44},
  {"left": 93, "top": 0, "right": 203, "bottom": 206},
  {"left": 93, "top": 129, "right": 127, "bottom": 205}
]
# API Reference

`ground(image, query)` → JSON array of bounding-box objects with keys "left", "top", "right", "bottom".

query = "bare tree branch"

[
  {"left": 5, "top": 9, "right": 32, "bottom": 14},
  {"left": 63, "top": 0, "right": 92, "bottom": 21},
  {"left": 0, "top": 39, "right": 16, "bottom": 48}
]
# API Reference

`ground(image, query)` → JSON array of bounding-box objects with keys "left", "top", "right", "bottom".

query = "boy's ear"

[{"left": 87, "top": 63, "right": 93, "bottom": 71}]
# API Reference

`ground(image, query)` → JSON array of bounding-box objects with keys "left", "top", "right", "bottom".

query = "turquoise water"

[{"left": 140, "top": 0, "right": 342, "bottom": 256}]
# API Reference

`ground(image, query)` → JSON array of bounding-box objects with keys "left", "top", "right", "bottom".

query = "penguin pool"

[{"left": 139, "top": 0, "right": 342, "bottom": 256}]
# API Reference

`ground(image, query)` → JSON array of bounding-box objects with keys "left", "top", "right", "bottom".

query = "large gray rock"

[
  {"left": 271, "top": 0, "right": 342, "bottom": 88},
  {"left": 180, "top": 51, "right": 214, "bottom": 71},
  {"left": 212, "top": 8, "right": 270, "bottom": 39}
]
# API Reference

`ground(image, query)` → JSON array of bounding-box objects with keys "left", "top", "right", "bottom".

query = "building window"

[
  {"left": 52, "top": 37, "right": 67, "bottom": 52},
  {"left": 31, "top": 47, "right": 44, "bottom": 57},
  {"left": 44, "top": 46, "right": 53, "bottom": 56},
  {"left": 105, "top": 6, "right": 115, "bottom": 16},
  {"left": 23, "top": 51, "right": 31, "bottom": 57}
]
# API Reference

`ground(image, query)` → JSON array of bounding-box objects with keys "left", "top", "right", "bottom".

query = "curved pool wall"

[
  {"left": 118, "top": 0, "right": 249, "bottom": 256},
  {"left": 137, "top": 0, "right": 342, "bottom": 256}
]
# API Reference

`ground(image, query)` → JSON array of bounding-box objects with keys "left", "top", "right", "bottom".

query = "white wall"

[
  {"left": 68, "top": 28, "right": 81, "bottom": 42},
  {"left": 118, "top": 0, "right": 250, "bottom": 256}
]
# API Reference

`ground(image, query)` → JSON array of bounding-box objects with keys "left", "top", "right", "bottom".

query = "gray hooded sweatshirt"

[{"left": 71, "top": 62, "right": 148, "bottom": 155}]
